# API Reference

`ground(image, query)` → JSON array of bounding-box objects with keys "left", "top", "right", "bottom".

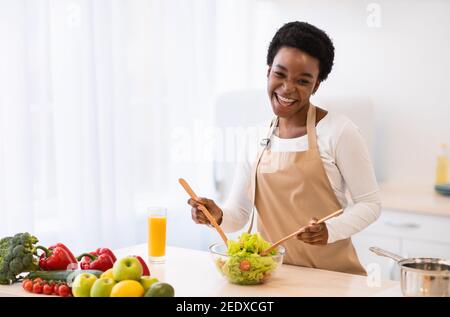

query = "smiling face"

[{"left": 267, "top": 47, "right": 321, "bottom": 118}]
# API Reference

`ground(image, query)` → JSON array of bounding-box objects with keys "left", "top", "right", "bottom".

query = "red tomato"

[
  {"left": 23, "top": 280, "right": 33, "bottom": 292},
  {"left": 239, "top": 260, "right": 251, "bottom": 271},
  {"left": 21, "top": 279, "right": 28, "bottom": 288},
  {"left": 58, "top": 284, "right": 70, "bottom": 297},
  {"left": 43, "top": 283, "right": 54, "bottom": 295},
  {"left": 53, "top": 284, "right": 60, "bottom": 295},
  {"left": 32, "top": 283, "right": 43, "bottom": 294},
  {"left": 33, "top": 278, "right": 43, "bottom": 284}
]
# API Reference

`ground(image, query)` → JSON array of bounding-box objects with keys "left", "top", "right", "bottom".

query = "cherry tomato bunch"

[{"left": 22, "top": 278, "right": 72, "bottom": 297}]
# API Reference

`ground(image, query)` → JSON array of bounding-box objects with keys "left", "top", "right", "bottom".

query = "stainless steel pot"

[{"left": 370, "top": 247, "right": 450, "bottom": 297}]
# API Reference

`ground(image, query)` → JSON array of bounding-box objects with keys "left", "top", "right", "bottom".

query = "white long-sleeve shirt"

[{"left": 220, "top": 111, "right": 381, "bottom": 244}]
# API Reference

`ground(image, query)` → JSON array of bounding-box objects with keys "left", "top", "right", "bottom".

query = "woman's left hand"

[{"left": 296, "top": 218, "right": 328, "bottom": 245}]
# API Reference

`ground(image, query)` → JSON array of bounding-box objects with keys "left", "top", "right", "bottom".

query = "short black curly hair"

[{"left": 267, "top": 21, "right": 335, "bottom": 82}]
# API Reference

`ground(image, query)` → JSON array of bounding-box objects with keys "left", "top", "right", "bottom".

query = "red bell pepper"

[
  {"left": 133, "top": 255, "right": 150, "bottom": 276},
  {"left": 77, "top": 248, "right": 117, "bottom": 272},
  {"left": 34, "top": 243, "right": 78, "bottom": 271}
]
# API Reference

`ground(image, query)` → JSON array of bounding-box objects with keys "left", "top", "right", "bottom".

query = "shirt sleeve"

[
  {"left": 325, "top": 120, "right": 382, "bottom": 244},
  {"left": 219, "top": 130, "right": 258, "bottom": 233}
]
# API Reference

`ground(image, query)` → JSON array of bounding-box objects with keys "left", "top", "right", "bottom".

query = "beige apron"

[{"left": 248, "top": 104, "right": 366, "bottom": 276}]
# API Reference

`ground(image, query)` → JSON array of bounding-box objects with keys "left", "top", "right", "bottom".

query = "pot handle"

[{"left": 369, "top": 247, "right": 405, "bottom": 263}]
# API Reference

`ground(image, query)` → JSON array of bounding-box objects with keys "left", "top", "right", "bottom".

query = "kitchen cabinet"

[
  {"left": 402, "top": 239, "right": 450, "bottom": 259},
  {"left": 353, "top": 208, "right": 450, "bottom": 281},
  {"left": 352, "top": 231, "right": 401, "bottom": 280}
]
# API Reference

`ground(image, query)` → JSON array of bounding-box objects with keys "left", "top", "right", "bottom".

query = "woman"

[{"left": 187, "top": 22, "right": 381, "bottom": 275}]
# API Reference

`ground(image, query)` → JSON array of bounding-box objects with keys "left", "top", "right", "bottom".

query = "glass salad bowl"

[{"left": 209, "top": 243, "right": 285, "bottom": 285}]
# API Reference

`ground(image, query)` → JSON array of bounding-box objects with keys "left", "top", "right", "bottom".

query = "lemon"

[
  {"left": 110, "top": 280, "right": 145, "bottom": 297},
  {"left": 101, "top": 268, "right": 114, "bottom": 279}
]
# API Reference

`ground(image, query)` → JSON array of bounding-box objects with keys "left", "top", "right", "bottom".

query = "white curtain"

[{"left": 0, "top": 0, "right": 221, "bottom": 252}]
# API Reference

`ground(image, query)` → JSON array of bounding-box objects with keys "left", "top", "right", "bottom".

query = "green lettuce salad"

[{"left": 215, "top": 233, "right": 280, "bottom": 285}]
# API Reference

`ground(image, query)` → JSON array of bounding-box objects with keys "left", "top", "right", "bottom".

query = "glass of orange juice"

[{"left": 147, "top": 207, "right": 167, "bottom": 263}]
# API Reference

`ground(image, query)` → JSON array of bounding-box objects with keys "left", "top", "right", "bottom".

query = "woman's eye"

[
  {"left": 298, "top": 79, "right": 310, "bottom": 85},
  {"left": 274, "top": 72, "right": 284, "bottom": 78}
]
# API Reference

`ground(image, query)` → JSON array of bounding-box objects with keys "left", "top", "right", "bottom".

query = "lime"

[{"left": 144, "top": 282, "right": 175, "bottom": 297}]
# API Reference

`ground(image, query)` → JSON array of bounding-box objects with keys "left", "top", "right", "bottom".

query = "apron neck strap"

[
  {"left": 306, "top": 104, "right": 318, "bottom": 150},
  {"left": 247, "top": 117, "right": 278, "bottom": 233}
]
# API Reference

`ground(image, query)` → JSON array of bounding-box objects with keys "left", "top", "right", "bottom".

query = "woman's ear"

[{"left": 312, "top": 81, "right": 321, "bottom": 95}]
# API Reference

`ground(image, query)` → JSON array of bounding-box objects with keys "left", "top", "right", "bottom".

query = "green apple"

[
  {"left": 90, "top": 277, "right": 117, "bottom": 297},
  {"left": 72, "top": 273, "right": 98, "bottom": 297},
  {"left": 140, "top": 276, "right": 159, "bottom": 291},
  {"left": 112, "top": 256, "right": 143, "bottom": 281}
]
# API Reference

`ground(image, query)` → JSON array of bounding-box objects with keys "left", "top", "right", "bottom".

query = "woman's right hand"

[{"left": 187, "top": 197, "right": 223, "bottom": 225}]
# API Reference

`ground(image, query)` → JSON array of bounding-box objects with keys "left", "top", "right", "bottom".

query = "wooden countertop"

[
  {"left": 379, "top": 183, "right": 450, "bottom": 217},
  {"left": 0, "top": 244, "right": 401, "bottom": 297}
]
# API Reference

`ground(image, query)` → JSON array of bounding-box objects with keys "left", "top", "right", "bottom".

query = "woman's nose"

[{"left": 282, "top": 80, "right": 295, "bottom": 93}]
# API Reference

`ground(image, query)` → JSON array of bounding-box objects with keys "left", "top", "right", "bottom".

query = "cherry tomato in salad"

[
  {"left": 239, "top": 260, "right": 251, "bottom": 271},
  {"left": 33, "top": 278, "right": 43, "bottom": 284}
]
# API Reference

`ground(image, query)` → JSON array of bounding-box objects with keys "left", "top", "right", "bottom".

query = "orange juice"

[{"left": 148, "top": 216, "right": 167, "bottom": 258}]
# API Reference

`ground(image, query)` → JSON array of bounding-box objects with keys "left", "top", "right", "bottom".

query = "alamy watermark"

[
  {"left": 366, "top": 262, "right": 382, "bottom": 288},
  {"left": 366, "top": 3, "right": 382, "bottom": 28},
  {"left": 170, "top": 122, "right": 268, "bottom": 164},
  {"left": 66, "top": 2, "right": 81, "bottom": 29}
]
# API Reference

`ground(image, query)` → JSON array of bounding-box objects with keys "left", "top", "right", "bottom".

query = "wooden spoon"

[
  {"left": 178, "top": 178, "right": 228, "bottom": 245},
  {"left": 260, "top": 209, "right": 343, "bottom": 256}
]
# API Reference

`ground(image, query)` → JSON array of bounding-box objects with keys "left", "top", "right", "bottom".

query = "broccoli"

[{"left": 0, "top": 232, "right": 39, "bottom": 284}]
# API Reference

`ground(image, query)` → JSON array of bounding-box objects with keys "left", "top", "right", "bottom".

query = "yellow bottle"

[{"left": 436, "top": 143, "right": 449, "bottom": 184}]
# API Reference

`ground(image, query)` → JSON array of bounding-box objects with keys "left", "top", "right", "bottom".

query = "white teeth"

[{"left": 277, "top": 94, "right": 296, "bottom": 103}]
